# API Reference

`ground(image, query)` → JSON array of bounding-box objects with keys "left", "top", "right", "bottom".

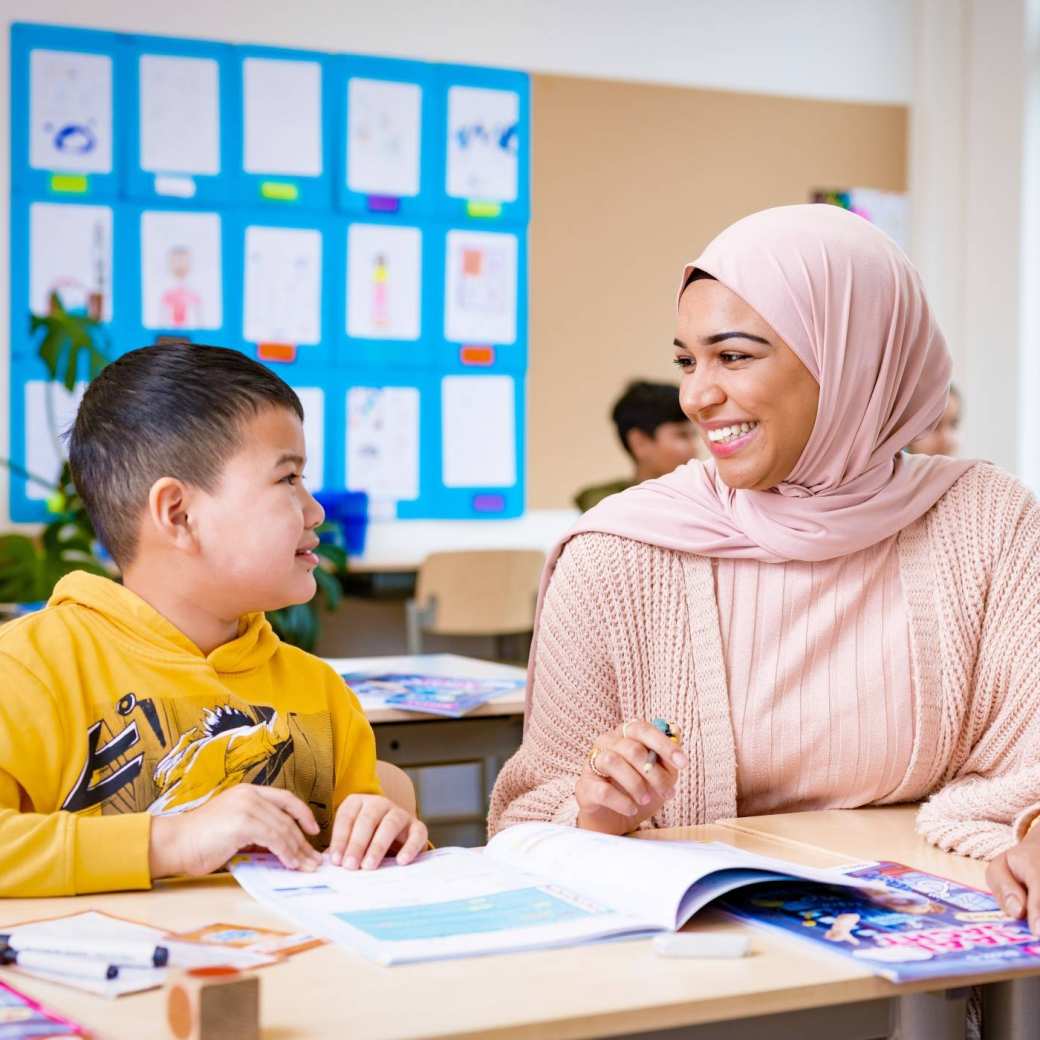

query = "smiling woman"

[{"left": 490, "top": 204, "right": 1040, "bottom": 932}]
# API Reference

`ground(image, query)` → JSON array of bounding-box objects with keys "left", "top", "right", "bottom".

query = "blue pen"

[{"left": 643, "top": 717, "right": 679, "bottom": 772}]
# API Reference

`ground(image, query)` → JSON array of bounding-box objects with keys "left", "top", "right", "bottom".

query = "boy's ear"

[
  {"left": 146, "top": 477, "right": 198, "bottom": 553},
  {"left": 625, "top": 427, "right": 652, "bottom": 461}
]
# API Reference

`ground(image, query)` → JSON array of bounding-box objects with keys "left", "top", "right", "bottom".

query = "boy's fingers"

[
  {"left": 396, "top": 821, "right": 429, "bottom": 865},
  {"left": 253, "top": 786, "right": 321, "bottom": 835},
  {"left": 343, "top": 805, "right": 384, "bottom": 870},
  {"left": 252, "top": 802, "right": 321, "bottom": 870},
  {"left": 361, "top": 810, "right": 410, "bottom": 869},
  {"left": 328, "top": 797, "right": 363, "bottom": 866}
]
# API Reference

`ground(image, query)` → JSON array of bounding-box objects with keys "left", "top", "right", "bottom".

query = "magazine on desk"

[
  {"left": 341, "top": 672, "right": 525, "bottom": 718},
  {"left": 230, "top": 822, "right": 881, "bottom": 965}
]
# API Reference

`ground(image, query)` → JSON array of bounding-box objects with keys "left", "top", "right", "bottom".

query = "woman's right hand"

[{"left": 575, "top": 720, "right": 688, "bottom": 835}]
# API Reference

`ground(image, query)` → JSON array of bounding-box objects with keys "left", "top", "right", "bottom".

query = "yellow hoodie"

[{"left": 0, "top": 571, "right": 381, "bottom": 897}]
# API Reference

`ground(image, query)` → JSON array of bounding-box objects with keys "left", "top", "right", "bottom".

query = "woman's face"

[{"left": 674, "top": 278, "right": 820, "bottom": 491}]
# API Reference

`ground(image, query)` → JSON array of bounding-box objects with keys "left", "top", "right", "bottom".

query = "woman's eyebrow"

[{"left": 703, "top": 331, "right": 771, "bottom": 346}]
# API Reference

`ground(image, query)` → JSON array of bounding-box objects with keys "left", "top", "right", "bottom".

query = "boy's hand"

[
  {"left": 986, "top": 824, "right": 1040, "bottom": 936},
  {"left": 149, "top": 785, "right": 323, "bottom": 879},
  {"left": 327, "top": 794, "right": 428, "bottom": 870}
]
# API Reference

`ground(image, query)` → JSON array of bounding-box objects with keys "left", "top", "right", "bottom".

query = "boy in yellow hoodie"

[{"left": 0, "top": 342, "right": 427, "bottom": 897}]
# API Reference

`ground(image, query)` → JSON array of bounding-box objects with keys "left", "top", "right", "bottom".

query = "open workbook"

[{"left": 230, "top": 822, "right": 882, "bottom": 966}]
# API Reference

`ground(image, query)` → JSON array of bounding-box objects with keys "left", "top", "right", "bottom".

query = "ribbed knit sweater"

[{"left": 488, "top": 463, "right": 1040, "bottom": 859}]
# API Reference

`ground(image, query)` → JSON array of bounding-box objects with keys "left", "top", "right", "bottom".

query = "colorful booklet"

[
  {"left": 341, "top": 672, "right": 525, "bottom": 718},
  {"left": 0, "top": 977, "right": 86, "bottom": 1038},
  {"left": 720, "top": 860, "right": 1040, "bottom": 982}
]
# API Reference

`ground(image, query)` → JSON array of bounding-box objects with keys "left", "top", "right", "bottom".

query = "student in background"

[
  {"left": 491, "top": 205, "right": 1040, "bottom": 933},
  {"left": 908, "top": 383, "right": 960, "bottom": 455},
  {"left": 574, "top": 380, "right": 700, "bottom": 511},
  {"left": 0, "top": 343, "right": 427, "bottom": 897}
]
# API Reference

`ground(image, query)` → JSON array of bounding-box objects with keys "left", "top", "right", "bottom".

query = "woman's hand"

[
  {"left": 575, "top": 720, "right": 688, "bottom": 836},
  {"left": 985, "top": 824, "right": 1040, "bottom": 935}
]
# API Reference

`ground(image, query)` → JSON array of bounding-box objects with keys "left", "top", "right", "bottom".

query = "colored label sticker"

[
  {"left": 460, "top": 346, "right": 495, "bottom": 366},
  {"left": 473, "top": 493, "right": 506, "bottom": 512},
  {"left": 365, "top": 194, "right": 401, "bottom": 214},
  {"left": 466, "top": 200, "right": 502, "bottom": 218},
  {"left": 257, "top": 342, "right": 297, "bottom": 363},
  {"left": 260, "top": 181, "right": 300, "bottom": 202},
  {"left": 49, "top": 173, "right": 89, "bottom": 194}
]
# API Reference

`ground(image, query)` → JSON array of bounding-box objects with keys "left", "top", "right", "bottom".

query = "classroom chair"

[
  {"left": 404, "top": 548, "right": 546, "bottom": 661},
  {"left": 374, "top": 760, "right": 417, "bottom": 816}
]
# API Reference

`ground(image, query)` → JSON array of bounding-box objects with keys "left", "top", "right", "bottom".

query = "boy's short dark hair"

[
  {"left": 611, "top": 381, "right": 687, "bottom": 458},
  {"left": 67, "top": 342, "right": 303, "bottom": 568}
]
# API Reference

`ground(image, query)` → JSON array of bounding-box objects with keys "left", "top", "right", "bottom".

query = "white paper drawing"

[
  {"left": 446, "top": 86, "right": 518, "bottom": 202},
  {"left": 24, "top": 381, "right": 86, "bottom": 499},
  {"left": 442, "top": 376, "right": 516, "bottom": 488},
  {"left": 243, "top": 58, "right": 322, "bottom": 176},
  {"left": 140, "top": 54, "right": 220, "bottom": 175},
  {"left": 30, "top": 202, "right": 113, "bottom": 321},
  {"left": 294, "top": 387, "right": 325, "bottom": 491},
  {"left": 30, "top": 49, "right": 112, "bottom": 173},
  {"left": 347, "top": 224, "right": 421, "bottom": 341},
  {"left": 141, "top": 211, "right": 222, "bottom": 330},
  {"left": 347, "top": 78, "right": 421, "bottom": 197},
  {"left": 346, "top": 387, "right": 420, "bottom": 501},
  {"left": 444, "top": 230, "right": 517, "bottom": 344},
  {"left": 243, "top": 226, "right": 322, "bottom": 345}
]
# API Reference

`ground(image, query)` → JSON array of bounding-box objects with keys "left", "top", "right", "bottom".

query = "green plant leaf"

[
  {"left": 313, "top": 566, "right": 342, "bottom": 612},
  {"left": 0, "top": 534, "right": 44, "bottom": 602},
  {"left": 268, "top": 602, "right": 318, "bottom": 652}
]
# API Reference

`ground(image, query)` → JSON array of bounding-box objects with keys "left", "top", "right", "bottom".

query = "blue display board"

[{"left": 9, "top": 23, "right": 530, "bottom": 524}]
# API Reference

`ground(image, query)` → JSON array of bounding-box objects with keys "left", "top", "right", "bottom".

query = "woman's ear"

[{"left": 146, "top": 477, "right": 198, "bottom": 554}]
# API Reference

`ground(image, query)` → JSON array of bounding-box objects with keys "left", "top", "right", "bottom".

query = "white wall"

[{"left": 0, "top": 0, "right": 915, "bottom": 526}]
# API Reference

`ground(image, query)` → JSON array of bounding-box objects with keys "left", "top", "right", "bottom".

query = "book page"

[
  {"left": 141, "top": 211, "right": 222, "bottom": 330},
  {"left": 140, "top": 54, "right": 220, "bottom": 175},
  {"left": 243, "top": 57, "right": 322, "bottom": 176},
  {"left": 347, "top": 77, "right": 421, "bottom": 197},
  {"left": 441, "top": 375, "right": 515, "bottom": 488},
  {"left": 243, "top": 225, "right": 322, "bottom": 345},
  {"left": 30, "top": 49, "right": 112, "bottom": 174},
  {"left": 446, "top": 86, "right": 518, "bottom": 202},
  {"left": 30, "top": 202, "right": 113, "bottom": 321}
]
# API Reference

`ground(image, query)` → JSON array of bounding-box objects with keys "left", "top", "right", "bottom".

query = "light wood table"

[{"left": 4, "top": 812, "right": 1029, "bottom": 1040}]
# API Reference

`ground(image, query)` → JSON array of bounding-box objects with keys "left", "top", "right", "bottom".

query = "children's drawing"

[
  {"left": 347, "top": 224, "right": 421, "bottom": 340},
  {"left": 139, "top": 54, "right": 220, "bottom": 176},
  {"left": 243, "top": 58, "right": 322, "bottom": 177},
  {"left": 811, "top": 188, "right": 909, "bottom": 250},
  {"left": 444, "top": 230, "right": 517, "bottom": 344},
  {"left": 243, "top": 226, "right": 322, "bottom": 346},
  {"left": 346, "top": 387, "right": 420, "bottom": 501},
  {"left": 347, "top": 78, "right": 421, "bottom": 197},
  {"left": 29, "top": 202, "right": 113, "bottom": 321},
  {"left": 24, "top": 380, "right": 86, "bottom": 499},
  {"left": 141, "top": 211, "right": 222, "bottom": 330},
  {"left": 441, "top": 376, "right": 515, "bottom": 488},
  {"left": 30, "top": 48, "right": 112, "bottom": 173},
  {"left": 446, "top": 86, "right": 518, "bottom": 202},
  {"left": 294, "top": 387, "right": 325, "bottom": 491}
]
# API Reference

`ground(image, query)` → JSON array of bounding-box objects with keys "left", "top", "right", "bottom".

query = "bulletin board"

[{"left": 8, "top": 22, "right": 530, "bottom": 523}]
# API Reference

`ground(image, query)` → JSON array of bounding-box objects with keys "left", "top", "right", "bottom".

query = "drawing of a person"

[
  {"left": 160, "top": 245, "right": 203, "bottom": 328},
  {"left": 372, "top": 252, "right": 390, "bottom": 329}
]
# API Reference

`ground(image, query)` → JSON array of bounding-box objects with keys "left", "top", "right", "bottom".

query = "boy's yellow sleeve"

[
  {"left": 330, "top": 678, "right": 383, "bottom": 810},
  {"left": 0, "top": 654, "right": 152, "bottom": 897}
]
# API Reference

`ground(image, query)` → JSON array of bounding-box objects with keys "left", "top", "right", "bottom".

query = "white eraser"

[{"left": 653, "top": 932, "right": 751, "bottom": 959}]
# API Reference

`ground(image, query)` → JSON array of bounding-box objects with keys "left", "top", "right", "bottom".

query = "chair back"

[{"left": 375, "top": 760, "right": 418, "bottom": 816}]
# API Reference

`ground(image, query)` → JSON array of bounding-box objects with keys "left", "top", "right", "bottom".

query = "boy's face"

[
  {"left": 632, "top": 421, "right": 701, "bottom": 478},
  {"left": 189, "top": 406, "right": 325, "bottom": 617}
]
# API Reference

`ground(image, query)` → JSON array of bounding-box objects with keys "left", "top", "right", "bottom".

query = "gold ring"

[{"left": 589, "top": 748, "right": 609, "bottom": 779}]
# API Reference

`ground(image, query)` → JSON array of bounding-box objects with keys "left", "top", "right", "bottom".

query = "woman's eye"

[
  {"left": 721, "top": 352, "right": 751, "bottom": 363},
  {"left": 673, "top": 356, "right": 694, "bottom": 371}
]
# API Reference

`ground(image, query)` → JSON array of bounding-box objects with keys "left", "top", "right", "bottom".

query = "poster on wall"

[
  {"left": 446, "top": 86, "right": 518, "bottom": 203},
  {"left": 29, "top": 202, "right": 113, "bottom": 320},
  {"left": 141, "top": 211, "right": 222, "bottom": 330},
  {"left": 139, "top": 54, "right": 220, "bottom": 176},
  {"left": 243, "top": 225, "right": 322, "bottom": 345},
  {"left": 346, "top": 386, "right": 420, "bottom": 500},
  {"left": 346, "top": 224, "right": 421, "bottom": 340},
  {"left": 811, "top": 188, "right": 908, "bottom": 251},
  {"left": 347, "top": 78, "right": 421, "bottom": 198},
  {"left": 294, "top": 386, "right": 325, "bottom": 491},
  {"left": 444, "top": 229, "right": 517, "bottom": 344},
  {"left": 30, "top": 48, "right": 112, "bottom": 173},
  {"left": 441, "top": 375, "right": 515, "bottom": 488},
  {"left": 23, "top": 380, "right": 86, "bottom": 498},
  {"left": 243, "top": 58, "right": 322, "bottom": 176}
]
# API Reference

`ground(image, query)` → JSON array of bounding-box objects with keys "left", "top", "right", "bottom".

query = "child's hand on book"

[
  {"left": 575, "top": 719, "right": 688, "bottom": 836},
  {"left": 986, "top": 822, "right": 1040, "bottom": 936},
  {"left": 326, "top": 795, "right": 429, "bottom": 870},
  {"left": 149, "top": 785, "right": 323, "bottom": 878}
]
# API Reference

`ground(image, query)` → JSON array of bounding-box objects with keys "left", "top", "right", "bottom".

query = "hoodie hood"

[{"left": 48, "top": 571, "right": 280, "bottom": 675}]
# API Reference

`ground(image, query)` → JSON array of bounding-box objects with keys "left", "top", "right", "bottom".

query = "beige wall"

[{"left": 527, "top": 74, "right": 908, "bottom": 508}]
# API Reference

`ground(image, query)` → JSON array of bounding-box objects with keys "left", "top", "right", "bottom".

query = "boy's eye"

[{"left": 281, "top": 472, "right": 300, "bottom": 486}]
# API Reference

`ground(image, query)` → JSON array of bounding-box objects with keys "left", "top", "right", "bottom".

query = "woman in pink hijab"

[{"left": 489, "top": 204, "right": 1040, "bottom": 929}]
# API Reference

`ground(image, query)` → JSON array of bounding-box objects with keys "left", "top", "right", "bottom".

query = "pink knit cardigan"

[{"left": 488, "top": 463, "right": 1040, "bottom": 859}]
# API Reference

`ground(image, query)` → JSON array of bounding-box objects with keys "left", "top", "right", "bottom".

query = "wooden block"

[{"left": 166, "top": 966, "right": 260, "bottom": 1040}]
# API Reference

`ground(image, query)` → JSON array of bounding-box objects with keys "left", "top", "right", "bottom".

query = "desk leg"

[
  {"left": 892, "top": 988, "right": 968, "bottom": 1040},
  {"left": 981, "top": 976, "right": 1040, "bottom": 1039}
]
